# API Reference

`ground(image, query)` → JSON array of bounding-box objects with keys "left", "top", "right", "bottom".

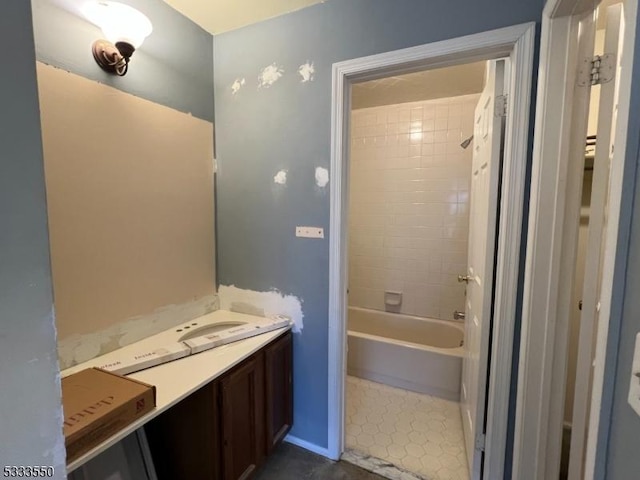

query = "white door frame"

[
  {"left": 327, "top": 23, "right": 535, "bottom": 480},
  {"left": 513, "top": 0, "right": 638, "bottom": 479}
]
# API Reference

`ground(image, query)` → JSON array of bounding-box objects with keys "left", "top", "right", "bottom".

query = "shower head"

[{"left": 460, "top": 135, "right": 474, "bottom": 149}]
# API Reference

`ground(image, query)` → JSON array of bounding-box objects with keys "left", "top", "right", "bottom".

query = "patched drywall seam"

[
  {"left": 57, "top": 294, "right": 219, "bottom": 369},
  {"left": 50, "top": 374, "right": 66, "bottom": 469},
  {"left": 315, "top": 167, "right": 329, "bottom": 188},
  {"left": 274, "top": 169, "right": 288, "bottom": 184},
  {"left": 218, "top": 285, "right": 304, "bottom": 332},
  {"left": 259, "top": 63, "right": 284, "bottom": 88},
  {"left": 232, "top": 78, "right": 245, "bottom": 94},
  {"left": 48, "top": 308, "right": 67, "bottom": 471},
  {"left": 298, "top": 61, "right": 315, "bottom": 82}
]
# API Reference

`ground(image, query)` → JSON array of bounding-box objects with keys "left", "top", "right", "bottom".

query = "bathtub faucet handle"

[
  {"left": 453, "top": 310, "right": 466, "bottom": 320},
  {"left": 458, "top": 274, "right": 471, "bottom": 284}
]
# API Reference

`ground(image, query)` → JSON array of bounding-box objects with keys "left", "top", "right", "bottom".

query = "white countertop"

[{"left": 63, "top": 310, "right": 291, "bottom": 473}]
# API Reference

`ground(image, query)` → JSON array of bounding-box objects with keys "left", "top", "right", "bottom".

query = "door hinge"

[
  {"left": 475, "top": 433, "right": 486, "bottom": 452},
  {"left": 494, "top": 94, "right": 508, "bottom": 118},
  {"left": 577, "top": 54, "right": 616, "bottom": 86}
]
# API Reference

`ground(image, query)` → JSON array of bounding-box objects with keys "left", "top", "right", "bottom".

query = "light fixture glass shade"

[{"left": 83, "top": 1, "right": 153, "bottom": 48}]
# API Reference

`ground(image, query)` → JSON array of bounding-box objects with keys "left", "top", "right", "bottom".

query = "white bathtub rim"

[
  {"left": 348, "top": 306, "right": 465, "bottom": 331},
  {"left": 347, "top": 330, "right": 464, "bottom": 357}
]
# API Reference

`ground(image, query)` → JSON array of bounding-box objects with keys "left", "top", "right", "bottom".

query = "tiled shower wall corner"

[{"left": 348, "top": 94, "right": 479, "bottom": 321}]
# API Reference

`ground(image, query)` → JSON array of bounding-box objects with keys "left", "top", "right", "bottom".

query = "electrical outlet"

[
  {"left": 296, "top": 226, "right": 324, "bottom": 239},
  {"left": 628, "top": 333, "right": 640, "bottom": 417}
]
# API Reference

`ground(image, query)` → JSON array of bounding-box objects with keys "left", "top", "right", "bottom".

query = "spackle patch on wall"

[
  {"left": 48, "top": 308, "right": 68, "bottom": 473},
  {"left": 298, "top": 62, "right": 315, "bottom": 82},
  {"left": 219, "top": 285, "right": 304, "bottom": 333},
  {"left": 259, "top": 63, "right": 284, "bottom": 88},
  {"left": 315, "top": 167, "right": 329, "bottom": 188},
  {"left": 50, "top": 375, "right": 67, "bottom": 471},
  {"left": 274, "top": 170, "right": 288, "bottom": 185},
  {"left": 231, "top": 78, "right": 246, "bottom": 94}
]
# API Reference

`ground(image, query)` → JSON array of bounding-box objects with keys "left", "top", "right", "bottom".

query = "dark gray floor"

[{"left": 254, "top": 443, "right": 387, "bottom": 480}]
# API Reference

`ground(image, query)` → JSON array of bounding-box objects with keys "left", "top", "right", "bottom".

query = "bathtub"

[{"left": 347, "top": 307, "right": 464, "bottom": 401}]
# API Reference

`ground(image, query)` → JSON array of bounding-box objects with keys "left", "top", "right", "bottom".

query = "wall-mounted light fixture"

[{"left": 83, "top": 1, "right": 152, "bottom": 76}]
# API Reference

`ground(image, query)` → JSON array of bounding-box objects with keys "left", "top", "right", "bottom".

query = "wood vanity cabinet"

[
  {"left": 146, "top": 331, "right": 293, "bottom": 480},
  {"left": 264, "top": 331, "right": 293, "bottom": 453},
  {"left": 219, "top": 353, "right": 265, "bottom": 480},
  {"left": 145, "top": 381, "right": 220, "bottom": 479}
]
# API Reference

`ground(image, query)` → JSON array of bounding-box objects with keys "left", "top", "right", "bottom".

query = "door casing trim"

[
  {"left": 513, "top": 0, "right": 638, "bottom": 478},
  {"left": 327, "top": 23, "right": 536, "bottom": 480}
]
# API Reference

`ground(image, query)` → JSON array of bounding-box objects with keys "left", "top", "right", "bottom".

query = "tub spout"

[{"left": 453, "top": 310, "right": 466, "bottom": 320}]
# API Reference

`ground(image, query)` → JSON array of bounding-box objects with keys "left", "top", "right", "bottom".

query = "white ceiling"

[
  {"left": 55, "top": 0, "right": 621, "bottom": 39},
  {"left": 352, "top": 62, "right": 486, "bottom": 110},
  {"left": 162, "top": 0, "right": 325, "bottom": 34},
  {"left": 162, "top": 0, "right": 622, "bottom": 37},
  {"left": 63, "top": 0, "right": 621, "bottom": 38}
]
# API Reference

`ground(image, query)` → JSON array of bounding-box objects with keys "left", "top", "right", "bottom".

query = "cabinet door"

[
  {"left": 264, "top": 332, "right": 293, "bottom": 453},
  {"left": 219, "top": 355, "right": 265, "bottom": 480},
  {"left": 145, "top": 382, "right": 220, "bottom": 480}
]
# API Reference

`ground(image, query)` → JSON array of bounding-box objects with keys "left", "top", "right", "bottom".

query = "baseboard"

[{"left": 284, "top": 434, "right": 332, "bottom": 459}]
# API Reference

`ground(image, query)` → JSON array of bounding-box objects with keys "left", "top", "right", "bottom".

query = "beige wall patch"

[{"left": 37, "top": 62, "right": 217, "bottom": 361}]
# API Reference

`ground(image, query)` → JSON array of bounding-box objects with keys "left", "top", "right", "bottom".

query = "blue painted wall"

[
  {"left": 32, "top": 0, "right": 214, "bottom": 122},
  {"left": 0, "top": 2, "right": 65, "bottom": 476},
  {"left": 214, "top": 0, "right": 544, "bottom": 449}
]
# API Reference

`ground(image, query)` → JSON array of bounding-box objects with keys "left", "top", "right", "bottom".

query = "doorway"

[
  {"left": 327, "top": 23, "right": 536, "bottom": 480},
  {"left": 561, "top": 5, "right": 624, "bottom": 478},
  {"left": 513, "top": 0, "right": 638, "bottom": 478},
  {"left": 344, "top": 60, "right": 494, "bottom": 480},
  {"left": 513, "top": 0, "right": 638, "bottom": 480}
]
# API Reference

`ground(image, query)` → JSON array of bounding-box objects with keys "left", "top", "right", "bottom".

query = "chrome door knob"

[{"left": 458, "top": 275, "right": 471, "bottom": 283}]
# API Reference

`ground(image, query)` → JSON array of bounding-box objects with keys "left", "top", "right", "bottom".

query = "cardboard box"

[{"left": 62, "top": 368, "right": 156, "bottom": 463}]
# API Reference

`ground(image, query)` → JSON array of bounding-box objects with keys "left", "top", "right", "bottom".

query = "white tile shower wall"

[{"left": 349, "top": 94, "right": 478, "bottom": 321}]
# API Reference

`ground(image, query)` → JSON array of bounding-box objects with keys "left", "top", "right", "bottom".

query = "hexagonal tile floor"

[{"left": 346, "top": 376, "right": 469, "bottom": 480}]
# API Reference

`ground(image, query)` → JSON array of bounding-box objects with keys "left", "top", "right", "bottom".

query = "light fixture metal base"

[{"left": 92, "top": 39, "right": 129, "bottom": 76}]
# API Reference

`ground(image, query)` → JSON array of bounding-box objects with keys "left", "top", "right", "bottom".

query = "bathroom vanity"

[
  {"left": 145, "top": 330, "right": 293, "bottom": 480},
  {"left": 61, "top": 310, "right": 293, "bottom": 478}
]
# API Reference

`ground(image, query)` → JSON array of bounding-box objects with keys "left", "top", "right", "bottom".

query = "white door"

[
  {"left": 568, "top": 4, "right": 623, "bottom": 479},
  {"left": 461, "top": 59, "right": 505, "bottom": 478}
]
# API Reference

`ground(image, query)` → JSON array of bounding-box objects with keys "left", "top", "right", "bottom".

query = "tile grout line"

[{"left": 345, "top": 376, "right": 469, "bottom": 480}]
